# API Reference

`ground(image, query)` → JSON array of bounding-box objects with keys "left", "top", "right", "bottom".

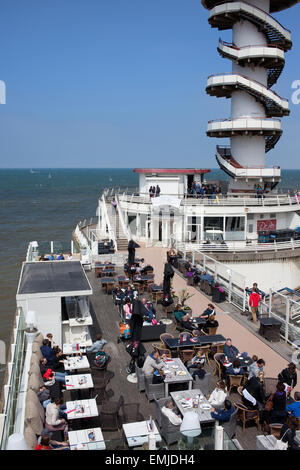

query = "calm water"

[{"left": 0, "top": 167, "right": 299, "bottom": 351}]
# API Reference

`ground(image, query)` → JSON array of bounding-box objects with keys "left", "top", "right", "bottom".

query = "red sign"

[{"left": 257, "top": 219, "right": 277, "bottom": 232}]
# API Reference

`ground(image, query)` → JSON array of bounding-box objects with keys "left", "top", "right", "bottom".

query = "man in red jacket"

[{"left": 249, "top": 288, "right": 261, "bottom": 323}]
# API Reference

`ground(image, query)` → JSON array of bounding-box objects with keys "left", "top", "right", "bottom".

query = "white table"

[
  {"left": 65, "top": 373, "right": 94, "bottom": 390},
  {"left": 66, "top": 399, "right": 98, "bottom": 420},
  {"left": 170, "top": 389, "right": 215, "bottom": 424},
  {"left": 64, "top": 355, "right": 90, "bottom": 371},
  {"left": 68, "top": 427, "right": 106, "bottom": 450},
  {"left": 122, "top": 420, "right": 162, "bottom": 448},
  {"left": 162, "top": 358, "right": 193, "bottom": 397},
  {"left": 63, "top": 343, "right": 87, "bottom": 355}
]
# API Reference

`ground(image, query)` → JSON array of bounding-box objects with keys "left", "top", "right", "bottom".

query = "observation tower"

[{"left": 202, "top": 0, "right": 299, "bottom": 193}]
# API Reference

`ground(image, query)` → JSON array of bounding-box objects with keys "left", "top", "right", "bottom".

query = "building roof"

[
  {"left": 17, "top": 261, "right": 92, "bottom": 296},
  {"left": 133, "top": 168, "right": 211, "bottom": 175},
  {"left": 201, "top": 0, "right": 300, "bottom": 13}
]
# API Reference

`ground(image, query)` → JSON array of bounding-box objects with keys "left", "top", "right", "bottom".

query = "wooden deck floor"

[{"left": 84, "top": 266, "right": 266, "bottom": 451}]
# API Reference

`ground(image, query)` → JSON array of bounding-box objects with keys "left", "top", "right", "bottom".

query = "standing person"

[
  {"left": 162, "top": 261, "right": 174, "bottom": 318},
  {"left": 149, "top": 186, "right": 154, "bottom": 198},
  {"left": 155, "top": 185, "right": 161, "bottom": 197},
  {"left": 248, "top": 287, "right": 261, "bottom": 323},
  {"left": 128, "top": 239, "right": 136, "bottom": 267}
]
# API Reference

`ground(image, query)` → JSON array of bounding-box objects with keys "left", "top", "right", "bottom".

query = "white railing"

[
  {"left": 175, "top": 239, "right": 300, "bottom": 253},
  {"left": 178, "top": 245, "right": 247, "bottom": 311},
  {"left": 0, "top": 308, "right": 26, "bottom": 449},
  {"left": 115, "top": 193, "right": 131, "bottom": 241},
  {"left": 118, "top": 192, "right": 299, "bottom": 208},
  {"left": 101, "top": 195, "right": 117, "bottom": 251}
]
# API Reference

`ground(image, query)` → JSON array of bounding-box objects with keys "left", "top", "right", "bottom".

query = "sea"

[{"left": 0, "top": 167, "right": 300, "bottom": 377}]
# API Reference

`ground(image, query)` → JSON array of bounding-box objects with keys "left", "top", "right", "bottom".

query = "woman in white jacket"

[
  {"left": 45, "top": 398, "right": 68, "bottom": 433},
  {"left": 208, "top": 380, "right": 228, "bottom": 409}
]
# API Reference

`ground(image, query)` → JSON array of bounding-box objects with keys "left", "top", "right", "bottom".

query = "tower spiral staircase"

[{"left": 202, "top": 0, "right": 300, "bottom": 193}]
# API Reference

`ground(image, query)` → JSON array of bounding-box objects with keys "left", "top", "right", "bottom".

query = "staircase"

[{"left": 105, "top": 195, "right": 129, "bottom": 252}]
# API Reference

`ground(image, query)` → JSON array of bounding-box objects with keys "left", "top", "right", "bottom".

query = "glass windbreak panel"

[
  {"left": 53, "top": 241, "right": 72, "bottom": 255},
  {"left": 225, "top": 217, "right": 245, "bottom": 241},
  {"left": 34, "top": 241, "right": 51, "bottom": 258}
]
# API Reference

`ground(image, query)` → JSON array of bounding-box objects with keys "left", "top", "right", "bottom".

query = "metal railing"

[
  {"left": 118, "top": 191, "right": 300, "bottom": 208},
  {"left": 101, "top": 194, "right": 117, "bottom": 251},
  {"left": 0, "top": 308, "right": 26, "bottom": 449},
  {"left": 178, "top": 239, "right": 300, "bottom": 253}
]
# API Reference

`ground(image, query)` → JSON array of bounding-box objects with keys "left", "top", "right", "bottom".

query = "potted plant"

[{"left": 177, "top": 288, "right": 194, "bottom": 313}]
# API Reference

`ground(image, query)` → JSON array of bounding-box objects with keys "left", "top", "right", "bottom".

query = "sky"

[{"left": 0, "top": 0, "right": 299, "bottom": 169}]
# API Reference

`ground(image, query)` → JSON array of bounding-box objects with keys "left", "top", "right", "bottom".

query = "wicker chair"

[
  {"left": 179, "top": 349, "right": 195, "bottom": 365},
  {"left": 179, "top": 331, "right": 192, "bottom": 342},
  {"left": 98, "top": 395, "right": 124, "bottom": 431},
  {"left": 213, "top": 353, "right": 225, "bottom": 378},
  {"left": 92, "top": 373, "right": 111, "bottom": 404},
  {"left": 207, "top": 326, "right": 218, "bottom": 335},
  {"left": 234, "top": 402, "right": 260, "bottom": 434},
  {"left": 269, "top": 423, "right": 283, "bottom": 439},
  {"left": 152, "top": 344, "right": 172, "bottom": 358},
  {"left": 195, "top": 345, "right": 211, "bottom": 366},
  {"left": 122, "top": 403, "right": 144, "bottom": 424},
  {"left": 135, "top": 365, "right": 145, "bottom": 393},
  {"left": 153, "top": 396, "right": 181, "bottom": 445},
  {"left": 227, "top": 375, "right": 244, "bottom": 394},
  {"left": 263, "top": 377, "right": 278, "bottom": 396},
  {"left": 222, "top": 407, "right": 238, "bottom": 439},
  {"left": 174, "top": 318, "right": 184, "bottom": 332},
  {"left": 160, "top": 333, "right": 174, "bottom": 349},
  {"left": 192, "top": 372, "right": 211, "bottom": 397},
  {"left": 144, "top": 376, "right": 165, "bottom": 402}
]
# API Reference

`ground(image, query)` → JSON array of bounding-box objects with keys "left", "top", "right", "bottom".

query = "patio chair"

[
  {"left": 263, "top": 377, "right": 278, "bottom": 396},
  {"left": 192, "top": 372, "right": 211, "bottom": 397},
  {"left": 152, "top": 344, "right": 172, "bottom": 358},
  {"left": 194, "top": 345, "right": 211, "bottom": 366},
  {"left": 135, "top": 365, "right": 145, "bottom": 393},
  {"left": 179, "top": 349, "right": 195, "bottom": 365},
  {"left": 179, "top": 331, "right": 192, "bottom": 342},
  {"left": 153, "top": 396, "right": 181, "bottom": 445},
  {"left": 174, "top": 318, "right": 184, "bottom": 332},
  {"left": 269, "top": 423, "right": 283, "bottom": 439},
  {"left": 98, "top": 395, "right": 124, "bottom": 431},
  {"left": 160, "top": 333, "right": 174, "bottom": 349},
  {"left": 92, "top": 371, "right": 112, "bottom": 404},
  {"left": 234, "top": 402, "right": 260, "bottom": 434},
  {"left": 144, "top": 375, "right": 165, "bottom": 402},
  {"left": 222, "top": 407, "right": 238, "bottom": 439},
  {"left": 121, "top": 403, "right": 144, "bottom": 424},
  {"left": 207, "top": 326, "right": 218, "bottom": 335},
  {"left": 228, "top": 375, "right": 244, "bottom": 394},
  {"left": 213, "top": 353, "right": 225, "bottom": 378}
]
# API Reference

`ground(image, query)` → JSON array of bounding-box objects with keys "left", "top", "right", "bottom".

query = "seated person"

[
  {"left": 161, "top": 399, "right": 182, "bottom": 426},
  {"left": 186, "top": 267, "right": 194, "bottom": 279},
  {"left": 47, "top": 253, "right": 55, "bottom": 261},
  {"left": 193, "top": 270, "right": 201, "bottom": 286},
  {"left": 142, "top": 298, "right": 156, "bottom": 323},
  {"left": 223, "top": 338, "right": 240, "bottom": 360},
  {"left": 248, "top": 358, "right": 265, "bottom": 380},
  {"left": 57, "top": 253, "right": 65, "bottom": 260},
  {"left": 45, "top": 398, "right": 68, "bottom": 433},
  {"left": 200, "top": 303, "right": 215, "bottom": 320},
  {"left": 186, "top": 351, "right": 206, "bottom": 370},
  {"left": 86, "top": 334, "right": 107, "bottom": 353},
  {"left": 37, "top": 386, "right": 51, "bottom": 408},
  {"left": 174, "top": 304, "right": 185, "bottom": 322},
  {"left": 279, "top": 415, "right": 300, "bottom": 450},
  {"left": 241, "top": 374, "right": 265, "bottom": 410},
  {"left": 179, "top": 312, "right": 195, "bottom": 332},
  {"left": 203, "top": 314, "right": 219, "bottom": 334},
  {"left": 211, "top": 399, "right": 235, "bottom": 423},
  {"left": 191, "top": 363, "right": 206, "bottom": 380},
  {"left": 152, "top": 369, "right": 165, "bottom": 384},
  {"left": 52, "top": 348, "right": 68, "bottom": 373},
  {"left": 35, "top": 434, "right": 70, "bottom": 450},
  {"left": 40, "top": 339, "right": 55, "bottom": 366},
  {"left": 286, "top": 391, "right": 300, "bottom": 417},
  {"left": 142, "top": 350, "right": 165, "bottom": 376},
  {"left": 40, "top": 357, "right": 67, "bottom": 384},
  {"left": 208, "top": 380, "right": 228, "bottom": 409},
  {"left": 278, "top": 362, "right": 297, "bottom": 394},
  {"left": 226, "top": 359, "right": 246, "bottom": 377}
]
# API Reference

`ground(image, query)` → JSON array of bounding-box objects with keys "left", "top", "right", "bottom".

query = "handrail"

[
  {"left": 207, "top": 73, "right": 289, "bottom": 105},
  {"left": 115, "top": 193, "right": 131, "bottom": 241},
  {"left": 216, "top": 146, "right": 280, "bottom": 169},
  {"left": 218, "top": 38, "right": 286, "bottom": 52},
  {"left": 101, "top": 194, "right": 117, "bottom": 251},
  {"left": 208, "top": 116, "right": 281, "bottom": 123},
  {"left": 177, "top": 239, "right": 300, "bottom": 253},
  {"left": 210, "top": 1, "right": 291, "bottom": 35}
]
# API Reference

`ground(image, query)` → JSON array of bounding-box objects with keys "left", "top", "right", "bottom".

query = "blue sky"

[{"left": 0, "top": 0, "right": 299, "bottom": 168}]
